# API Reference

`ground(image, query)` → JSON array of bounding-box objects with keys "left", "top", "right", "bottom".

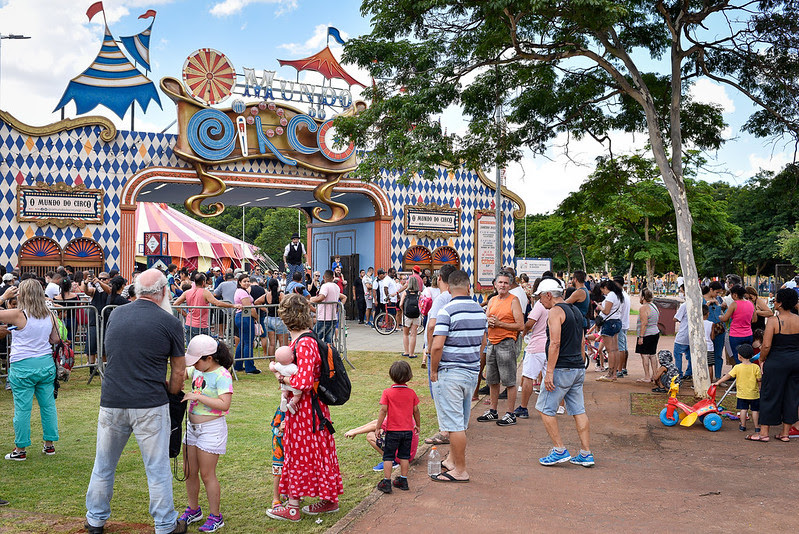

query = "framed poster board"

[
  {"left": 17, "top": 182, "right": 104, "bottom": 228},
  {"left": 403, "top": 203, "right": 460, "bottom": 239},
  {"left": 474, "top": 210, "right": 496, "bottom": 292},
  {"left": 516, "top": 257, "right": 552, "bottom": 279}
]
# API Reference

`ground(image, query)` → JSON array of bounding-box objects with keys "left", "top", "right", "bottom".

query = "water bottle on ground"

[{"left": 427, "top": 446, "right": 441, "bottom": 476}]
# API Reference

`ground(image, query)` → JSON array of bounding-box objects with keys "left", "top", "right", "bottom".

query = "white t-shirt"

[
  {"left": 784, "top": 280, "right": 797, "bottom": 289},
  {"left": 619, "top": 290, "right": 631, "bottom": 330},
  {"left": 362, "top": 275, "right": 373, "bottom": 301},
  {"left": 429, "top": 290, "right": 452, "bottom": 321},
  {"left": 510, "top": 286, "right": 529, "bottom": 314},
  {"left": 422, "top": 286, "right": 441, "bottom": 301},
  {"left": 703, "top": 319, "right": 714, "bottom": 351},
  {"left": 384, "top": 277, "right": 399, "bottom": 304},
  {"left": 676, "top": 276, "right": 685, "bottom": 289},
  {"left": 600, "top": 292, "right": 622, "bottom": 320},
  {"left": 45, "top": 282, "right": 60, "bottom": 299},
  {"left": 317, "top": 281, "right": 340, "bottom": 321},
  {"left": 674, "top": 302, "right": 690, "bottom": 345}
]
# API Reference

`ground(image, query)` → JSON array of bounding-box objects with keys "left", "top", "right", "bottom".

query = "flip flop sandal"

[
  {"left": 745, "top": 434, "right": 769, "bottom": 442},
  {"left": 774, "top": 435, "right": 791, "bottom": 442},
  {"left": 424, "top": 433, "right": 450, "bottom": 445},
  {"left": 430, "top": 472, "right": 469, "bottom": 483}
]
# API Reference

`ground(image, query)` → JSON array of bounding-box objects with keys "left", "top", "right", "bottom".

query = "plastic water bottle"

[{"left": 427, "top": 446, "right": 441, "bottom": 476}]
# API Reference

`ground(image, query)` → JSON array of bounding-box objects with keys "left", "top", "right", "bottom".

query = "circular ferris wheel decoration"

[
  {"left": 182, "top": 48, "right": 236, "bottom": 105},
  {"left": 317, "top": 121, "right": 355, "bottom": 162}
]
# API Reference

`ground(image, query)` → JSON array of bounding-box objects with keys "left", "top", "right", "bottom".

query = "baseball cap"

[
  {"left": 377, "top": 268, "right": 386, "bottom": 275},
  {"left": 412, "top": 265, "right": 421, "bottom": 273},
  {"left": 185, "top": 335, "right": 218, "bottom": 366},
  {"left": 2, "top": 273, "right": 13, "bottom": 282},
  {"left": 535, "top": 278, "right": 564, "bottom": 295}
]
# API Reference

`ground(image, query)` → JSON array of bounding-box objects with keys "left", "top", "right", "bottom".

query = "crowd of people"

[{"left": 3, "top": 254, "right": 799, "bottom": 531}]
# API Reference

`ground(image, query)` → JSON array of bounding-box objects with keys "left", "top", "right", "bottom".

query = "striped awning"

[{"left": 135, "top": 202, "right": 258, "bottom": 268}]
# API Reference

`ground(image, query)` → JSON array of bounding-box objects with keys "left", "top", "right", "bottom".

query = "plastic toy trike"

[{"left": 659, "top": 376, "right": 723, "bottom": 431}]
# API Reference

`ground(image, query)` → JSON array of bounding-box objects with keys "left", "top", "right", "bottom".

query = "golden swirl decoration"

[
  {"left": 184, "top": 162, "right": 227, "bottom": 217},
  {"left": 0, "top": 110, "right": 117, "bottom": 143},
  {"left": 312, "top": 174, "right": 349, "bottom": 223},
  {"left": 475, "top": 168, "right": 526, "bottom": 219}
]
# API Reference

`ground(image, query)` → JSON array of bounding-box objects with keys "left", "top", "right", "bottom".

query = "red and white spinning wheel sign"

[{"left": 182, "top": 48, "right": 236, "bottom": 105}]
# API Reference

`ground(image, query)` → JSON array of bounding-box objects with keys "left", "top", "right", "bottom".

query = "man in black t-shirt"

[
  {"left": 534, "top": 279, "right": 595, "bottom": 469},
  {"left": 353, "top": 269, "right": 366, "bottom": 323},
  {"left": 85, "top": 269, "right": 188, "bottom": 534}
]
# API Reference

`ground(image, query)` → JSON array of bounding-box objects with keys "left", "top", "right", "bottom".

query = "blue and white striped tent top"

[
  {"left": 120, "top": 23, "right": 153, "bottom": 72},
  {"left": 54, "top": 26, "right": 161, "bottom": 119}
]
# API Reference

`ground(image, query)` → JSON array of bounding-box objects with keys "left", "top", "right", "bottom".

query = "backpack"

[
  {"left": 295, "top": 332, "right": 351, "bottom": 434},
  {"left": 419, "top": 294, "right": 433, "bottom": 316},
  {"left": 403, "top": 291, "right": 420, "bottom": 318}
]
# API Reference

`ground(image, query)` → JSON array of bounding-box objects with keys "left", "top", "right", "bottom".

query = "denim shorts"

[
  {"left": 432, "top": 367, "right": 479, "bottom": 432},
  {"left": 184, "top": 416, "right": 228, "bottom": 455},
  {"left": 617, "top": 330, "right": 628, "bottom": 351},
  {"left": 535, "top": 368, "right": 586, "bottom": 417},
  {"left": 266, "top": 316, "right": 288, "bottom": 335},
  {"left": 601, "top": 319, "right": 622, "bottom": 337}
]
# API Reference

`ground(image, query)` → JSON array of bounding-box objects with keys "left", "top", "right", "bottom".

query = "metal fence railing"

[{"left": 0, "top": 298, "right": 351, "bottom": 384}]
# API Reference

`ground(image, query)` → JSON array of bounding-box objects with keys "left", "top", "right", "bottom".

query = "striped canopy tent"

[{"left": 135, "top": 202, "right": 258, "bottom": 272}]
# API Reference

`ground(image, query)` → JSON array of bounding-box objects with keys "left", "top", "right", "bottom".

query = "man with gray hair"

[
  {"left": 534, "top": 278, "right": 594, "bottom": 468},
  {"left": 85, "top": 269, "right": 187, "bottom": 534}
]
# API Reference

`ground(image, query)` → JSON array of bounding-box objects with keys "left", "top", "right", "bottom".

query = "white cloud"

[
  {"left": 209, "top": 0, "right": 296, "bottom": 17},
  {"left": 278, "top": 24, "right": 347, "bottom": 56},
  {"left": 503, "top": 131, "right": 648, "bottom": 215},
  {"left": 689, "top": 78, "right": 735, "bottom": 114}
]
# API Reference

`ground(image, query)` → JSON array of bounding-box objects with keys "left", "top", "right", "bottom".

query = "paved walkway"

[{"left": 335, "top": 333, "right": 793, "bottom": 533}]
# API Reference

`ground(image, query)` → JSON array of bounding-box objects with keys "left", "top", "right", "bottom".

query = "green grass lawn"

[{"left": 0, "top": 351, "right": 436, "bottom": 533}]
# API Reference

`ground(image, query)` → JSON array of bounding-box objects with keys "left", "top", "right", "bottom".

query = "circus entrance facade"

[{"left": 0, "top": 33, "right": 524, "bottom": 283}]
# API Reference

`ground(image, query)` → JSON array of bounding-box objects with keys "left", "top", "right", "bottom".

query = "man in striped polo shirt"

[{"left": 429, "top": 269, "right": 487, "bottom": 483}]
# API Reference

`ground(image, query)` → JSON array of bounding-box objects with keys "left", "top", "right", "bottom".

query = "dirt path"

[{"left": 339, "top": 337, "right": 796, "bottom": 533}]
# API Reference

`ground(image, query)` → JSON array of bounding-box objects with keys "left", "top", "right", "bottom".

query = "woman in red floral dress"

[{"left": 267, "top": 293, "right": 343, "bottom": 522}]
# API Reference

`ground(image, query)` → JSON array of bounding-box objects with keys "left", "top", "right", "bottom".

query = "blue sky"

[{"left": 0, "top": 0, "right": 793, "bottom": 215}]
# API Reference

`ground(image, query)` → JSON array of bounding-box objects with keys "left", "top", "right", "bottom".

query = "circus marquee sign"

[{"left": 17, "top": 182, "right": 104, "bottom": 228}]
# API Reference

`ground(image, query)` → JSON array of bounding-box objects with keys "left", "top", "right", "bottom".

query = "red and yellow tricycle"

[{"left": 659, "top": 376, "right": 723, "bottom": 431}]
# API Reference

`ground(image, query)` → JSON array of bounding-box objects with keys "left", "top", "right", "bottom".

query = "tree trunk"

[
  {"left": 637, "top": 63, "right": 709, "bottom": 395},
  {"left": 627, "top": 261, "right": 634, "bottom": 284},
  {"left": 579, "top": 245, "right": 587, "bottom": 273}
]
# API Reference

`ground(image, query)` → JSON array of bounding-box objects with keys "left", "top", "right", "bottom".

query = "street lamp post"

[{"left": 0, "top": 34, "right": 32, "bottom": 110}]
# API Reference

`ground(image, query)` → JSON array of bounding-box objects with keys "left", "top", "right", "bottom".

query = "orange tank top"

[{"left": 487, "top": 293, "right": 519, "bottom": 344}]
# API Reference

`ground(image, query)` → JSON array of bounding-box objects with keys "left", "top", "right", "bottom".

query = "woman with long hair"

[
  {"left": 399, "top": 276, "right": 422, "bottom": 359},
  {"left": 719, "top": 285, "right": 756, "bottom": 364},
  {"left": 596, "top": 280, "right": 625, "bottom": 382},
  {"left": 0, "top": 280, "right": 60, "bottom": 460},
  {"left": 233, "top": 275, "right": 259, "bottom": 374},
  {"left": 53, "top": 277, "right": 80, "bottom": 345},
  {"left": 635, "top": 288, "right": 660, "bottom": 382},
  {"left": 744, "top": 286, "right": 773, "bottom": 332},
  {"left": 254, "top": 277, "right": 288, "bottom": 357},
  {"left": 267, "top": 293, "right": 343, "bottom": 521},
  {"left": 746, "top": 288, "right": 799, "bottom": 442}
]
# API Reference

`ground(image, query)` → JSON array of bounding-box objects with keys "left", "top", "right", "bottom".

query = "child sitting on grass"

[
  {"left": 714, "top": 343, "right": 762, "bottom": 437},
  {"left": 375, "top": 361, "right": 420, "bottom": 494},
  {"left": 651, "top": 350, "right": 680, "bottom": 393},
  {"left": 343, "top": 419, "right": 419, "bottom": 472}
]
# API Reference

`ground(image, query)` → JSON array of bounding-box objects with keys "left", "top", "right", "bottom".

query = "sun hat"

[
  {"left": 534, "top": 278, "right": 564, "bottom": 295},
  {"left": 185, "top": 334, "right": 218, "bottom": 366},
  {"left": 412, "top": 265, "right": 421, "bottom": 273},
  {"left": 2, "top": 273, "right": 13, "bottom": 282}
]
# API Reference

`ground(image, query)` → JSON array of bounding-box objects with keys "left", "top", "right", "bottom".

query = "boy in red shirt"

[{"left": 375, "top": 360, "right": 421, "bottom": 493}]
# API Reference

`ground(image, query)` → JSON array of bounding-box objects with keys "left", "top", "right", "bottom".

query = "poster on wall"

[
  {"left": 17, "top": 182, "right": 104, "bottom": 228},
  {"left": 516, "top": 257, "right": 552, "bottom": 279},
  {"left": 474, "top": 210, "right": 496, "bottom": 292}
]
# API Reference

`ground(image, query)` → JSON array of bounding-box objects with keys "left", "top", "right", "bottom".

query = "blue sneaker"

[
  {"left": 372, "top": 461, "right": 399, "bottom": 472},
  {"left": 513, "top": 406, "right": 529, "bottom": 419},
  {"left": 539, "top": 448, "right": 571, "bottom": 466},
  {"left": 179, "top": 506, "right": 203, "bottom": 525},
  {"left": 569, "top": 452, "right": 595, "bottom": 467},
  {"left": 199, "top": 513, "right": 224, "bottom": 532}
]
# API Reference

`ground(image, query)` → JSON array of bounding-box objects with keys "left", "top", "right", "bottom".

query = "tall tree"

[{"left": 338, "top": 1, "right": 799, "bottom": 394}]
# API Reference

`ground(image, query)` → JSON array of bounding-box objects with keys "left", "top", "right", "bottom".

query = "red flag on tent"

[
  {"left": 139, "top": 9, "right": 157, "bottom": 19},
  {"left": 86, "top": 1, "right": 104, "bottom": 21}
]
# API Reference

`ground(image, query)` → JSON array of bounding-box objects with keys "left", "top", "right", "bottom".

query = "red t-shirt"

[{"left": 380, "top": 384, "right": 419, "bottom": 431}]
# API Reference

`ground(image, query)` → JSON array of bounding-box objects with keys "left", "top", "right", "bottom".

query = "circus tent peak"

[{"left": 278, "top": 46, "right": 365, "bottom": 88}]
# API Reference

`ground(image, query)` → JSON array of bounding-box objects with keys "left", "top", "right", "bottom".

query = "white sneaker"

[{"left": 556, "top": 406, "right": 566, "bottom": 415}]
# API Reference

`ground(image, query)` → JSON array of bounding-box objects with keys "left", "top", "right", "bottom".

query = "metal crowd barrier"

[{"left": 0, "top": 298, "right": 350, "bottom": 384}]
